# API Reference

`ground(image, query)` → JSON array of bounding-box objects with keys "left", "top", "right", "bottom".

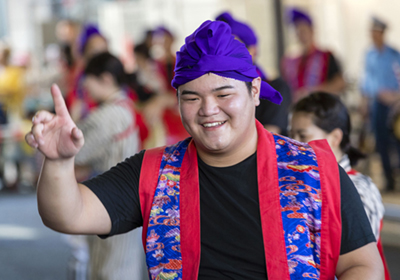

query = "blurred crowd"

[
  {"left": 0, "top": 19, "right": 192, "bottom": 193},
  {"left": 1, "top": 6, "right": 400, "bottom": 279}
]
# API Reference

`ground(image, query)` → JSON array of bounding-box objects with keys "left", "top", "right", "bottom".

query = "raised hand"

[{"left": 25, "top": 84, "right": 84, "bottom": 160}]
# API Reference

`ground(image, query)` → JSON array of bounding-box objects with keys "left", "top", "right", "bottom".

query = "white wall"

[{"left": 7, "top": 0, "right": 35, "bottom": 54}]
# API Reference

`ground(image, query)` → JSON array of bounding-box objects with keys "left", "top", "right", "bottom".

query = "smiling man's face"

[{"left": 178, "top": 73, "right": 260, "bottom": 165}]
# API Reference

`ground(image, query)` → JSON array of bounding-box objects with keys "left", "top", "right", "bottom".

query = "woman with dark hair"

[
  {"left": 74, "top": 52, "right": 148, "bottom": 280},
  {"left": 290, "top": 91, "right": 390, "bottom": 279}
]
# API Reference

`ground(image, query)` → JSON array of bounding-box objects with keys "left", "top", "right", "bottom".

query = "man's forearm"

[{"left": 37, "top": 157, "right": 84, "bottom": 233}]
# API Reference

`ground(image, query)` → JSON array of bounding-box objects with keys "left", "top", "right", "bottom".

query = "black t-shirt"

[
  {"left": 84, "top": 150, "right": 375, "bottom": 279},
  {"left": 255, "top": 78, "right": 292, "bottom": 136}
]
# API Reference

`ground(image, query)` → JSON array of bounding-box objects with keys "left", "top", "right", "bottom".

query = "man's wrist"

[{"left": 44, "top": 156, "right": 76, "bottom": 167}]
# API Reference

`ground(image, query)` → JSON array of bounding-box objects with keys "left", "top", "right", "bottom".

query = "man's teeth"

[{"left": 202, "top": 121, "right": 225, "bottom": 128}]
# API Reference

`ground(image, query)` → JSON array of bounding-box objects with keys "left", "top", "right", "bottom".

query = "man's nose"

[{"left": 199, "top": 97, "right": 220, "bottom": 116}]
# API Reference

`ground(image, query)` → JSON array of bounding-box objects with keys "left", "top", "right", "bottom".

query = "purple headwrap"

[
  {"left": 171, "top": 20, "right": 282, "bottom": 104},
  {"left": 78, "top": 24, "right": 104, "bottom": 55},
  {"left": 154, "top": 26, "right": 174, "bottom": 38},
  {"left": 288, "top": 8, "right": 313, "bottom": 26},
  {"left": 216, "top": 12, "right": 257, "bottom": 47}
]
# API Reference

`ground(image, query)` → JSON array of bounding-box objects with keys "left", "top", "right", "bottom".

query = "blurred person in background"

[
  {"left": 65, "top": 23, "right": 108, "bottom": 122},
  {"left": 216, "top": 11, "right": 292, "bottom": 135},
  {"left": 153, "top": 26, "right": 176, "bottom": 91},
  {"left": 0, "top": 43, "right": 28, "bottom": 191},
  {"left": 56, "top": 19, "right": 80, "bottom": 69},
  {"left": 290, "top": 92, "right": 390, "bottom": 280},
  {"left": 127, "top": 42, "right": 165, "bottom": 148},
  {"left": 0, "top": 43, "right": 26, "bottom": 123},
  {"left": 281, "top": 8, "right": 345, "bottom": 103},
  {"left": 75, "top": 52, "right": 147, "bottom": 280},
  {"left": 143, "top": 29, "right": 155, "bottom": 54},
  {"left": 361, "top": 17, "right": 400, "bottom": 192},
  {"left": 23, "top": 20, "right": 77, "bottom": 103},
  {"left": 138, "top": 26, "right": 189, "bottom": 146},
  {"left": 130, "top": 43, "right": 164, "bottom": 103},
  {"left": 55, "top": 19, "right": 81, "bottom": 94}
]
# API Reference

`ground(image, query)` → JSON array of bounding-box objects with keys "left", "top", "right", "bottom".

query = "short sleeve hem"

[{"left": 339, "top": 234, "right": 376, "bottom": 255}]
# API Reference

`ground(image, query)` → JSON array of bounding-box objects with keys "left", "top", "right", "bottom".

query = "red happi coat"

[
  {"left": 139, "top": 121, "right": 341, "bottom": 279},
  {"left": 281, "top": 47, "right": 332, "bottom": 99}
]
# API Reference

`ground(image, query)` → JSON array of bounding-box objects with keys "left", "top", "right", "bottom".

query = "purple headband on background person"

[
  {"left": 171, "top": 20, "right": 282, "bottom": 104},
  {"left": 216, "top": 12, "right": 257, "bottom": 47},
  {"left": 78, "top": 24, "right": 103, "bottom": 55},
  {"left": 288, "top": 8, "right": 313, "bottom": 26},
  {"left": 154, "top": 26, "right": 174, "bottom": 38}
]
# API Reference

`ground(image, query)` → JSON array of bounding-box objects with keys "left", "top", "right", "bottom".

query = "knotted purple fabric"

[
  {"left": 216, "top": 12, "right": 257, "bottom": 47},
  {"left": 171, "top": 20, "right": 282, "bottom": 104}
]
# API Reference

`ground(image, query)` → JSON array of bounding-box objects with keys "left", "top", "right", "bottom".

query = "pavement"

[{"left": 0, "top": 191, "right": 70, "bottom": 280}]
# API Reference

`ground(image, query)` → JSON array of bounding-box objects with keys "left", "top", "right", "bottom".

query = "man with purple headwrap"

[
  {"left": 26, "top": 20, "right": 383, "bottom": 279},
  {"left": 281, "top": 8, "right": 345, "bottom": 103},
  {"left": 216, "top": 11, "right": 292, "bottom": 135}
]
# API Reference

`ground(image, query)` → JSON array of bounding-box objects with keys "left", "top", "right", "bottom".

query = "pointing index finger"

[{"left": 51, "top": 84, "right": 69, "bottom": 118}]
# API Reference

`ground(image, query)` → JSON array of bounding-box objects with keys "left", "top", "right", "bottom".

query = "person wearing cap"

[
  {"left": 65, "top": 23, "right": 108, "bottom": 122},
  {"left": 361, "top": 16, "right": 400, "bottom": 192},
  {"left": 281, "top": 8, "right": 345, "bottom": 103},
  {"left": 26, "top": 20, "right": 383, "bottom": 279},
  {"left": 153, "top": 26, "right": 176, "bottom": 91},
  {"left": 216, "top": 11, "right": 292, "bottom": 135}
]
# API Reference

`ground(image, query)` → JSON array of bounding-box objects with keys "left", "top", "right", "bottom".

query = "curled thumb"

[{"left": 71, "top": 127, "right": 84, "bottom": 147}]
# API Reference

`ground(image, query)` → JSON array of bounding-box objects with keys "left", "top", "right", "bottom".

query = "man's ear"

[
  {"left": 327, "top": 128, "right": 343, "bottom": 149},
  {"left": 251, "top": 77, "right": 261, "bottom": 106}
]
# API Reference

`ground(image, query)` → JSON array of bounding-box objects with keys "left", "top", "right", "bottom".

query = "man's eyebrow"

[
  {"left": 180, "top": 85, "right": 234, "bottom": 95},
  {"left": 180, "top": 90, "right": 199, "bottom": 95},
  {"left": 212, "top": 85, "right": 234, "bottom": 92}
]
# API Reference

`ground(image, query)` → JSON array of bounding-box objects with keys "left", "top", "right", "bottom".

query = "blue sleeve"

[{"left": 361, "top": 51, "right": 375, "bottom": 97}]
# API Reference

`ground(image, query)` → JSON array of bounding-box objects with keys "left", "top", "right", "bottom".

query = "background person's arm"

[
  {"left": 313, "top": 73, "right": 346, "bottom": 94},
  {"left": 336, "top": 242, "right": 384, "bottom": 280},
  {"left": 25, "top": 84, "right": 111, "bottom": 235}
]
